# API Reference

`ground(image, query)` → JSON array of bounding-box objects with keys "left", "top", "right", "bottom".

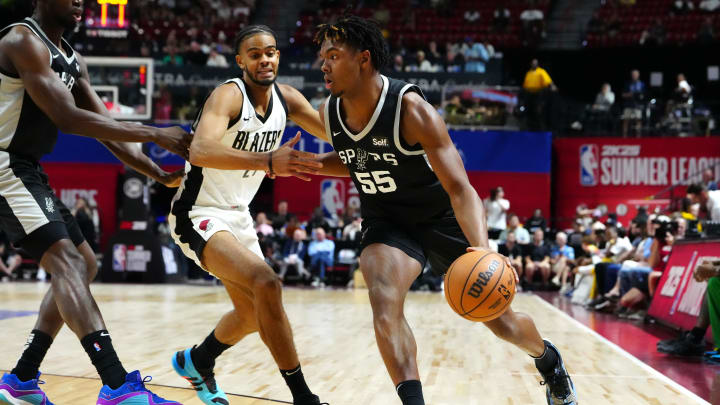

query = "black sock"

[
  {"left": 690, "top": 327, "right": 706, "bottom": 343},
  {"left": 80, "top": 330, "right": 127, "bottom": 390},
  {"left": 397, "top": 380, "right": 424, "bottom": 405},
  {"left": 280, "top": 364, "right": 314, "bottom": 401},
  {"left": 190, "top": 330, "right": 232, "bottom": 375},
  {"left": 11, "top": 329, "right": 53, "bottom": 382},
  {"left": 533, "top": 341, "right": 559, "bottom": 374}
]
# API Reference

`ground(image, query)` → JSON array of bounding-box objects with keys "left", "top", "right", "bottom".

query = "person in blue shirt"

[
  {"left": 621, "top": 69, "right": 646, "bottom": 137},
  {"left": 551, "top": 232, "right": 576, "bottom": 294},
  {"left": 308, "top": 227, "right": 335, "bottom": 286}
]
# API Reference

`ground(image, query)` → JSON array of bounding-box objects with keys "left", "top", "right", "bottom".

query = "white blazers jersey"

[{"left": 172, "top": 78, "right": 288, "bottom": 212}]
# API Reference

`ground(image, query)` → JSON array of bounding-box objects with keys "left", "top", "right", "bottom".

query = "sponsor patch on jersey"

[{"left": 371, "top": 136, "right": 389, "bottom": 147}]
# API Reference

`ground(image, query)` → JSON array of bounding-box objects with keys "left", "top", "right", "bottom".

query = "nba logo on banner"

[
  {"left": 320, "top": 179, "right": 345, "bottom": 219},
  {"left": 579, "top": 144, "right": 599, "bottom": 186},
  {"left": 112, "top": 244, "right": 127, "bottom": 271}
]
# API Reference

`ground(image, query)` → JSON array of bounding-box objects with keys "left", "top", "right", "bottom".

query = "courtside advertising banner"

[
  {"left": 554, "top": 137, "right": 720, "bottom": 228},
  {"left": 648, "top": 239, "right": 720, "bottom": 337}
]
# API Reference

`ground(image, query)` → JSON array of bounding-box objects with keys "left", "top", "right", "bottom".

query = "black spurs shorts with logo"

[
  {"left": 0, "top": 154, "right": 85, "bottom": 260},
  {"left": 359, "top": 213, "right": 470, "bottom": 276}
]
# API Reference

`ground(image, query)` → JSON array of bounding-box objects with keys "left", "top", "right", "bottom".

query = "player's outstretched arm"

[
  {"left": 279, "top": 85, "right": 349, "bottom": 177},
  {"left": 72, "top": 54, "right": 184, "bottom": 187},
  {"left": 189, "top": 84, "right": 322, "bottom": 179},
  {"left": 400, "top": 91, "right": 489, "bottom": 249},
  {"left": 3, "top": 26, "right": 190, "bottom": 155}
]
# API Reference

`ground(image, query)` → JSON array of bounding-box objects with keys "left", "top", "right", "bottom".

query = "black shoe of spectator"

[
  {"left": 586, "top": 296, "right": 607, "bottom": 310},
  {"left": 657, "top": 331, "right": 705, "bottom": 356},
  {"left": 657, "top": 332, "right": 686, "bottom": 351}
]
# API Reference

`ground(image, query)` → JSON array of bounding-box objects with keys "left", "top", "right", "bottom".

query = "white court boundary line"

[{"left": 533, "top": 295, "right": 710, "bottom": 405}]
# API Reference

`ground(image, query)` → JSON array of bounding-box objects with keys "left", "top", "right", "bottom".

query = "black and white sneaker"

[{"left": 539, "top": 340, "right": 578, "bottom": 405}]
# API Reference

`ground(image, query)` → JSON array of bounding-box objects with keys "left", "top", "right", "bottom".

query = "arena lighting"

[{"left": 97, "top": 0, "right": 128, "bottom": 27}]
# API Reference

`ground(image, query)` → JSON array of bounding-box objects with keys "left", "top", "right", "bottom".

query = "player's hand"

[
  {"left": 157, "top": 169, "right": 185, "bottom": 188},
  {"left": 269, "top": 132, "right": 323, "bottom": 181},
  {"left": 154, "top": 126, "right": 192, "bottom": 160},
  {"left": 466, "top": 246, "right": 520, "bottom": 285},
  {"left": 694, "top": 261, "right": 719, "bottom": 282}
]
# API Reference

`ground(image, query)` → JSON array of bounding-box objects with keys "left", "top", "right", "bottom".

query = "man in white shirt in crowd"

[{"left": 688, "top": 183, "right": 720, "bottom": 221}]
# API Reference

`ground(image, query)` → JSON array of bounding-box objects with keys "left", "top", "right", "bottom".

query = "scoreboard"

[{"left": 85, "top": 0, "right": 129, "bottom": 38}]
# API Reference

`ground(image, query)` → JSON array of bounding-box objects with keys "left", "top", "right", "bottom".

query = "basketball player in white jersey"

[{"left": 168, "top": 25, "right": 343, "bottom": 405}]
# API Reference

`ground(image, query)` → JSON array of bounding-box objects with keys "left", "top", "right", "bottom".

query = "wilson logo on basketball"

[{"left": 467, "top": 259, "right": 500, "bottom": 298}]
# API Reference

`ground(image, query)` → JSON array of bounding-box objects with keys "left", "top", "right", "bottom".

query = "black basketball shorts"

[
  {"left": 0, "top": 154, "right": 85, "bottom": 260},
  {"left": 359, "top": 215, "right": 470, "bottom": 275}
]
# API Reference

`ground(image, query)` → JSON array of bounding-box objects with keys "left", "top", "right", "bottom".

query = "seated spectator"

[
  {"left": 524, "top": 229, "right": 552, "bottom": 288},
  {"left": 606, "top": 12, "right": 622, "bottom": 38},
  {"left": 0, "top": 231, "right": 21, "bottom": 280},
  {"left": 700, "top": 0, "right": 720, "bottom": 11},
  {"left": 520, "top": 5, "right": 545, "bottom": 46},
  {"left": 616, "top": 224, "right": 675, "bottom": 320},
  {"left": 526, "top": 208, "right": 547, "bottom": 234},
  {"left": 308, "top": 207, "right": 330, "bottom": 233},
  {"left": 392, "top": 54, "right": 405, "bottom": 72},
  {"left": 373, "top": 3, "right": 391, "bottom": 27},
  {"left": 551, "top": 232, "right": 576, "bottom": 294},
  {"left": 279, "top": 229, "right": 310, "bottom": 280},
  {"left": 498, "top": 232, "right": 523, "bottom": 279},
  {"left": 342, "top": 217, "right": 363, "bottom": 242},
  {"left": 592, "top": 83, "right": 615, "bottom": 112},
  {"left": 206, "top": 48, "right": 229, "bottom": 67},
  {"left": 464, "top": 9, "right": 480, "bottom": 23},
  {"left": 405, "top": 50, "right": 434, "bottom": 72},
  {"left": 493, "top": 6, "right": 511, "bottom": 32},
  {"left": 272, "top": 200, "right": 291, "bottom": 230},
  {"left": 255, "top": 212, "right": 274, "bottom": 237},
  {"left": 308, "top": 228, "right": 335, "bottom": 286},
  {"left": 672, "top": 0, "right": 695, "bottom": 14},
  {"left": 73, "top": 197, "right": 98, "bottom": 252},
  {"left": 499, "top": 213, "right": 531, "bottom": 244},
  {"left": 162, "top": 45, "right": 184, "bottom": 66},
  {"left": 425, "top": 41, "right": 444, "bottom": 68}
]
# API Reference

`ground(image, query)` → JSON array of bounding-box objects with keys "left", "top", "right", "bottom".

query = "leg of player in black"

[
  {"left": 10, "top": 241, "right": 100, "bottom": 381},
  {"left": 360, "top": 243, "right": 425, "bottom": 405}
]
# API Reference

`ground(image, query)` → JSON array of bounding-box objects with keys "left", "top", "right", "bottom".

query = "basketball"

[{"left": 444, "top": 249, "right": 516, "bottom": 322}]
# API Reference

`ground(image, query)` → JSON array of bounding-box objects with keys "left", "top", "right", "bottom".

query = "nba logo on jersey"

[
  {"left": 112, "top": 244, "right": 127, "bottom": 271},
  {"left": 320, "top": 179, "right": 345, "bottom": 219},
  {"left": 579, "top": 144, "right": 599, "bottom": 187}
]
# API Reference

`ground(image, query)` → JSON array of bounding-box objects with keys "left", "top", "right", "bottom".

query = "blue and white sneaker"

[
  {"left": 172, "top": 348, "right": 228, "bottom": 405},
  {"left": 0, "top": 372, "right": 54, "bottom": 405},
  {"left": 97, "top": 371, "right": 181, "bottom": 405},
  {"left": 539, "top": 340, "right": 578, "bottom": 405}
]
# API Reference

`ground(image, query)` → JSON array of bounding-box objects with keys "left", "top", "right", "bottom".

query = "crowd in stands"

[{"left": 585, "top": 0, "right": 720, "bottom": 47}]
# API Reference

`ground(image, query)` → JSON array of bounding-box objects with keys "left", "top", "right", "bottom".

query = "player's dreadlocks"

[
  {"left": 234, "top": 25, "right": 278, "bottom": 53},
  {"left": 313, "top": 15, "right": 390, "bottom": 71}
]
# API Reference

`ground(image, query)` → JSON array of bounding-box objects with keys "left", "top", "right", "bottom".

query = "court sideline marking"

[{"left": 533, "top": 295, "right": 711, "bottom": 405}]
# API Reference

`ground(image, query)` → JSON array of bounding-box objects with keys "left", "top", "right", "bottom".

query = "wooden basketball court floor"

[{"left": 0, "top": 282, "right": 710, "bottom": 405}]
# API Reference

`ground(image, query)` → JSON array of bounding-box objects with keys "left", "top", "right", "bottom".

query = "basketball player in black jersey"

[
  {"left": 314, "top": 17, "right": 578, "bottom": 405},
  {"left": 0, "top": 1, "right": 192, "bottom": 404}
]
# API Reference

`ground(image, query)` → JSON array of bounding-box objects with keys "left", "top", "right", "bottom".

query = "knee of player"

[
  {"left": 43, "top": 245, "right": 86, "bottom": 276},
  {"left": 252, "top": 271, "right": 282, "bottom": 296}
]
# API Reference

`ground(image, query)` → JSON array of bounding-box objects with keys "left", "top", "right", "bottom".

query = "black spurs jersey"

[
  {"left": 0, "top": 18, "right": 82, "bottom": 162},
  {"left": 324, "top": 75, "right": 452, "bottom": 225}
]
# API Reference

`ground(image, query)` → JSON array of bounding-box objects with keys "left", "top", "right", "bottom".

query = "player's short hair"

[
  {"left": 234, "top": 25, "right": 277, "bottom": 54},
  {"left": 687, "top": 183, "right": 707, "bottom": 195},
  {"left": 313, "top": 15, "right": 390, "bottom": 71}
]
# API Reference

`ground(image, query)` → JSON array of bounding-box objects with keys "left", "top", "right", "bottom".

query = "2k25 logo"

[{"left": 579, "top": 144, "right": 599, "bottom": 187}]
